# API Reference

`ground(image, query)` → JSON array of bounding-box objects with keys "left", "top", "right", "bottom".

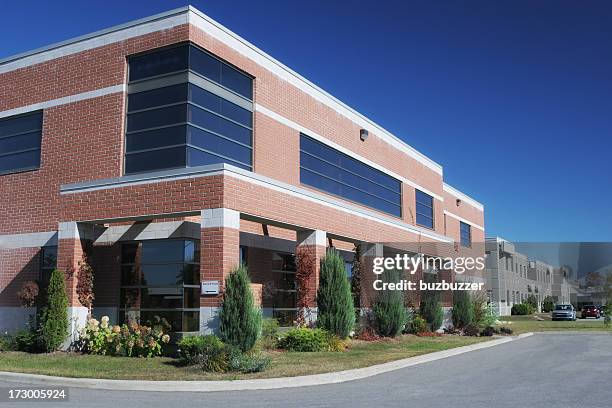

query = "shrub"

[
  {"left": 499, "top": 326, "right": 513, "bottom": 335},
  {"left": 80, "top": 317, "right": 169, "bottom": 357},
  {"left": 0, "top": 333, "right": 17, "bottom": 352},
  {"left": 229, "top": 351, "right": 272, "bottom": 373},
  {"left": 463, "top": 324, "right": 480, "bottom": 337},
  {"left": 525, "top": 294, "right": 539, "bottom": 311},
  {"left": 177, "top": 335, "right": 223, "bottom": 365},
  {"left": 76, "top": 254, "right": 95, "bottom": 316},
  {"left": 542, "top": 296, "right": 555, "bottom": 313},
  {"left": 471, "top": 292, "right": 488, "bottom": 326},
  {"left": 326, "top": 334, "right": 347, "bottom": 352},
  {"left": 406, "top": 314, "right": 427, "bottom": 335},
  {"left": 511, "top": 303, "right": 533, "bottom": 316},
  {"left": 372, "top": 268, "right": 407, "bottom": 337},
  {"left": 351, "top": 244, "right": 363, "bottom": 309},
  {"left": 17, "top": 281, "right": 39, "bottom": 307},
  {"left": 14, "top": 329, "right": 39, "bottom": 352},
  {"left": 278, "top": 327, "right": 329, "bottom": 352},
  {"left": 317, "top": 249, "right": 355, "bottom": 339},
  {"left": 355, "top": 326, "right": 381, "bottom": 341},
  {"left": 39, "top": 269, "right": 68, "bottom": 352},
  {"left": 481, "top": 302, "right": 499, "bottom": 327},
  {"left": 480, "top": 326, "right": 498, "bottom": 337},
  {"left": 452, "top": 291, "right": 473, "bottom": 329},
  {"left": 219, "top": 265, "right": 262, "bottom": 352},
  {"left": 260, "top": 318, "right": 280, "bottom": 349},
  {"left": 420, "top": 287, "right": 443, "bottom": 332}
]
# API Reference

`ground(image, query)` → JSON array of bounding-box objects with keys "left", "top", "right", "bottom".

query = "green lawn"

[
  {"left": 0, "top": 336, "right": 486, "bottom": 381},
  {"left": 499, "top": 314, "right": 611, "bottom": 334}
]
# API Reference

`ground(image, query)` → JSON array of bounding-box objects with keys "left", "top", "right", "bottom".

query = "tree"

[
  {"left": 219, "top": 265, "right": 262, "bottom": 352},
  {"left": 542, "top": 296, "right": 555, "bottom": 313},
  {"left": 419, "top": 274, "right": 443, "bottom": 332},
  {"left": 76, "top": 253, "right": 95, "bottom": 318},
  {"left": 526, "top": 294, "right": 538, "bottom": 311},
  {"left": 317, "top": 249, "right": 355, "bottom": 338},
  {"left": 452, "top": 290, "right": 473, "bottom": 329},
  {"left": 39, "top": 269, "right": 69, "bottom": 352},
  {"left": 295, "top": 246, "right": 315, "bottom": 327},
  {"left": 372, "top": 268, "right": 407, "bottom": 337}
]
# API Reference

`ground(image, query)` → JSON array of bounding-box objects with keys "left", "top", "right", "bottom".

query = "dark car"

[
  {"left": 581, "top": 304, "right": 600, "bottom": 319},
  {"left": 552, "top": 304, "right": 576, "bottom": 321}
]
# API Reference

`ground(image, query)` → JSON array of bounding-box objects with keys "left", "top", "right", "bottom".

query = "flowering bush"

[
  {"left": 17, "top": 281, "right": 39, "bottom": 307},
  {"left": 79, "top": 316, "right": 170, "bottom": 357}
]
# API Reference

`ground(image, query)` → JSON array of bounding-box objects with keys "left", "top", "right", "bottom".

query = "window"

[
  {"left": 269, "top": 252, "right": 297, "bottom": 326},
  {"left": 415, "top": 189, "right": 434, "bottom": 228},
  {"left": 299, "top": 134, "right": 402, "bottom": 217},
  {"left": 460, "top": 221, "right": 471, "bottom": 247},
  {"left": 39, "top": 246, "right": 57, "bottom": 301},
  {"left": 119, "top": 239, "right": 200, "bottom": 333},
  {"left": 125, "top": 44, "right": 253, "bottom": 174},
  {"left": 0, "top": 111, "right": 43, "bottom": 175}
]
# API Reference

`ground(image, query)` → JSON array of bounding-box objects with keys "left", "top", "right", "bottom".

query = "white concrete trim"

[
  {"left": 0, "top": 6, "right": 442, "bottom": 175},
  {"left": 0, "top": 85, "right": 125, "bottom": 119},
  {"left": 296, "top": 229, "right": 327, "bottom": 247},
  {"left": 0, "top": 231, "right": 57, "bottom": 249},
  {"left": 187, "top": 8, "right": 443, "bottom": 175},
  {"left": 201, "top": 208, "right": 240, "bottom": 229},
  {"left": 442, "top": 183, "right": 484, "bottom": 211},
  {"left": 60, "top": 163, "right": 453, "bottom": 243},
  {"left": 257, "top": 104, "right": 443, "bottom": 201},
  {"left": 0, "top": 333, "right": 534, "bottom": 391},
  {"left": 92, "top": 221, "right": 200, "bottom": 245},
  {"left": 443, "top": 210, "right": 485, "bottom": 232},
  {"left": 0, "top": 11, "right": 188, "bottom": 72}
]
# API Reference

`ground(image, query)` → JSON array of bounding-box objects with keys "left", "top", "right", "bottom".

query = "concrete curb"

[{"left": 0, "top": 333, "right": 534, "bottom": 392}]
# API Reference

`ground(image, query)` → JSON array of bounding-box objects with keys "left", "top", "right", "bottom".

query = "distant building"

[{"left": 485, "top": 237, "right": 560, "bottom": 315}]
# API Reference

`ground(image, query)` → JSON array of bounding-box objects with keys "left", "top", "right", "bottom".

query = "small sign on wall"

[{"left": 201, "top": 280, "right": 220, "bottom": 295}]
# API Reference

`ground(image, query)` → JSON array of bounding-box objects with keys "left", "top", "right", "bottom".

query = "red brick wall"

[{"left": 0, "top": 247, "right": 40, "bottom": 306}]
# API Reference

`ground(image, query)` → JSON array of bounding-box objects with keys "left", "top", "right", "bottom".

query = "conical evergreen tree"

[
  {"left": 317, "top": 249, "right": 355, "bottom": 338},
  {"left": 39, "top": 269, "right": 69, "bottom": 352},
  {"left": 372, "top": 268, "right": 407, "bottom": 337},
  {"left": 219, "top": 264, "right": 262, "bottom": 352}
]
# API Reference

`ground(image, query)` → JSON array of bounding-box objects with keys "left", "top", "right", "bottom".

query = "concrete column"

[
  {"left": 56, "top": 222, "right": 89, "bottom": 347},
  {"left": 295, "top": 230, "right": 327, "bottom": 324},
  {"left": 199, "top": 208, "right": 240, "bottom": 334},
  {"left": 359, "top": 242, "right": 384, "bottom": 308}
]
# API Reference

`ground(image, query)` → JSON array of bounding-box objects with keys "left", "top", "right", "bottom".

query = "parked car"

[
  {"left": 552, "top": 304, "right": 576, "bottom": 321},
  {"left": 581, "top": 304, "right": 600, "bottom": 319}
]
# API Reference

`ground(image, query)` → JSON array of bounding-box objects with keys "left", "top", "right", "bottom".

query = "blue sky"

[{"left": 2, "top": 1, "right": 611, "bottom": 241}]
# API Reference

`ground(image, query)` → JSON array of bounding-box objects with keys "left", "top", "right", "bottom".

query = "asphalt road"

[{"left": 2, "top": 332, "right": 611, "bottom": 408}]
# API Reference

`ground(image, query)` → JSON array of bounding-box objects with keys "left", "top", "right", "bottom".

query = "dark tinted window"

[
  {"left": 189, "top": 46, "right": 252, "bottom": 99},
  {"left": 125, "top": 45, "right": 253, "bottom": 175},
  {"left": 460, "top": 221, "right": 472, "bottom": 247},
  {"left": 128, "top": 45, "right": 189, "bottom": 81},
  {"left": 0, "top": 111, "right": 43, "bottom": 175},
  {"left": 300, "top": 134, "right": 402, "bottom": 217},
  {"left": 415, "top": 190, "right": 434, "bottom": 229}
]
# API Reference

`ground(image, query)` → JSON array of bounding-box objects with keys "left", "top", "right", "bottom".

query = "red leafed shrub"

[
  {"left": 76, "top": 253, "right": 95, "bottom": 315},
  {"left": 17, "top": 281, "right": 39, "bottom": 307},
  {"left": 355, "top": 326, "right": 381, "bottom": 341},
  {"left": 416, "top": 331, "right": 443, "bottom": 337}
]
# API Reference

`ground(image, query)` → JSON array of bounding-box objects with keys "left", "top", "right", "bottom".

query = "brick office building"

[{"left": 0, "top": 6, "right": 485, "bottom": 337}]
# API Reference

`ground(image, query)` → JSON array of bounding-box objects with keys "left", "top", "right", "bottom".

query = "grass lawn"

[
  {"left": 0, "top": 335, "right": 487, "bottom": 381},
  {"left": 499, "top": 314, "right": 612, "bottom": 334}
]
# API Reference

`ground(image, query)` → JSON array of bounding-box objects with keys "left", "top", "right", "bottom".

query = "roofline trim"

[
  {"left": 0, "top": 5, "right": 443, "bottom": 175},
  {"left": 443, "top": 183, "right": 484, "bottom": 211}
]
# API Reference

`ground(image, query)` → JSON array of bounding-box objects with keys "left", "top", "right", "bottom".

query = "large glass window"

[
  {"left": 300, "top": 134, "right": 402, "bottom": 217},
  {"left": 119, "top": 239, "right": 200, "bottom": 333},
  {"left": 269, "top": 252, "right": 297, "bottom": 326},
  {"left": 460, "top": 222, "right": 472, "bottom": 247},
  {"left": 415, "top": 189, "right": 434, "bottom": 229},
  {"left": 125, "top": 44, "right": 253, "bottom": 174},
  {"left": 0, "top": 111, "right": 43, "bottom": 175},
  {"left": 39, "top": 246, "right": 57, "bottom": 302}
]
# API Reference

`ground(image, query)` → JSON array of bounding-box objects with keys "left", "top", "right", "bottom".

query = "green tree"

[
  {"left": 420, "top": 274, "right": 443, "bottom": 331},
  {"left": 372, "top": 268, "right": 407, "bottom": 337},
  {"left": 525, "top": 294, "right": 539, "bottom": 311},
  {"left": 452, "top": 290, "right": 473, "bottom": 329},
  {"left": 39, "top": 269, "right": 69, "bottom": 352},
  {"left": 317, "top": 249, "right": 355, "bottom": 338},
  {"left": 219, "top": 265, "right": 262, "bottom": 352},
  {"left": 542, "top": 296, "right": 555, "bottom": 313}
]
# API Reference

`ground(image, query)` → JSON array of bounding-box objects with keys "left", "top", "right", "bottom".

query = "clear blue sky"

[{"left": 2, "top": 1, "right": 611, "bottom": 242}]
